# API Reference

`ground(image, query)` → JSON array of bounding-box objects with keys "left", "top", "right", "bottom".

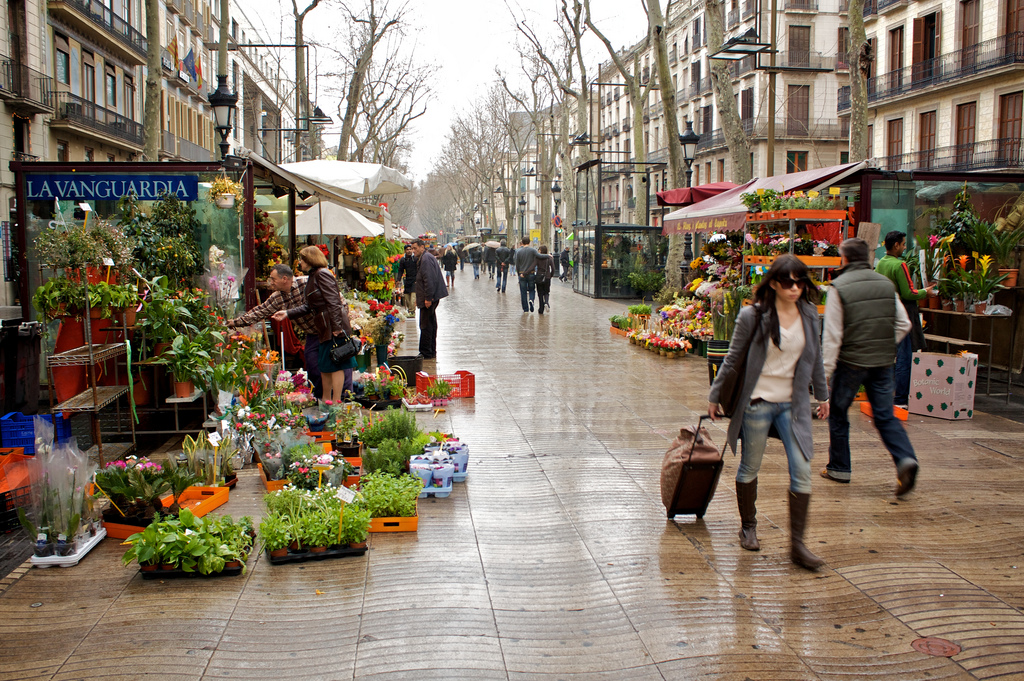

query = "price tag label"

[
  {"left": 102, "top": 258, "right": 115, "bottom": 266},
  {"left": 208, "top": 431, "right": 222, "bottom": 447},
  {"left": 335, "top": 486, "right": 356, "bottom": 504},
  {"left": 829, "top": 187, "right": 841, "bottom": 195},
  {"left": 756, "top": 188, "right": 765, "bottom": 196}
]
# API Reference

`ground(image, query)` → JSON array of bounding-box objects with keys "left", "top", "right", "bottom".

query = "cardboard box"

[{"left": 909, "top": 352, "right": 978, "bottom": 420}]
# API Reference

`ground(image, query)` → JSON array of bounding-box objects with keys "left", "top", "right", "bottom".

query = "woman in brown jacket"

[{"left": 273, "top": 246, "right": 355, "bottom": 401}]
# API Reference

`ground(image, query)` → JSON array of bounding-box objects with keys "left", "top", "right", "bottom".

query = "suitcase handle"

[{"left": 688, "top": 415, "right": 726, "bottom": 462}]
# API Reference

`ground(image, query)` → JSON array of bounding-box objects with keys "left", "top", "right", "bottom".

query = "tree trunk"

[
  {"left": 142, "top": 0, "right": 161, "bottom": 161},
  {"left": 848, "top": 0, "right": 870, "bottom": 161},
  {"left": 706, "top": 0, "right": 752, "bottom": 182},
  {"left": 295, "top": 16, "right": 307, "bottom": 161}
]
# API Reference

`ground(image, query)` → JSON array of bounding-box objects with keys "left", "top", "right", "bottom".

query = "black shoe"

[
  {"left": 896, "top": 459, "right": 918, "bottom": 497},
  {"left": 529, "top": 301, "right": 534, "bottom": 312}
]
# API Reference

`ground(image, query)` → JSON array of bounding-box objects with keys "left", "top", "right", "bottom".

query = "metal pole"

[{"left": 766, "top": 0, "right": 778, "bottom": 177}]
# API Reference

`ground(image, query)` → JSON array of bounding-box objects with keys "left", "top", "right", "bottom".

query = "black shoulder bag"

[{"left": 330, "top": 334, "right": 362, "bottom": 364}]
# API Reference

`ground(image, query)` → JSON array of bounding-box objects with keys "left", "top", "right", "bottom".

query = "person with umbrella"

[
  {"left": 441, "top": 245, "right": 458, "bottom": 290},
  {"left": 483, "top": 243, "right": 497, "bottom": 279},
  {"left": 466, "top": 243, "right": 483, "bottom": 279}
]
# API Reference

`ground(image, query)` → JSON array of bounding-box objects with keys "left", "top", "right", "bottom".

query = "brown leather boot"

[
  {"left": 789, "top": 491, "right": 824, "bottom": 570},
  {"left": 736, "top": 480, "right": 760, "bottom": 551}
]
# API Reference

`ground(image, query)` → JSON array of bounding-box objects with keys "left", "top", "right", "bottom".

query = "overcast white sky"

[{"left": 261, "top": 0, "right": 650, "bottom": 181}]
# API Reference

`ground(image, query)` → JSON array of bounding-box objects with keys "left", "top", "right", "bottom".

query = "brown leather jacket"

[{"left": 286, "top": 267, "right": 352, "bottom": 342}]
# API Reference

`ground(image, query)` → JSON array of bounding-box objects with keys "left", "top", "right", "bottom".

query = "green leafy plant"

[
  {"left": 32, "top": 278, "right": 87, "bottom": 320},
  {"left": 424, "top": 380, "right": 452, "bottom": 400},
  {"left": 360, "top": 472, "right": 422, "bottom": 518},
  {"left": 341, "top": 504, "right": 372, "bottom": 545},
  {"left": 627, "top": 304, "right": 651, "bottom": 316},
  {"left": 990, "top": 226, "right": 1024, "bottom": 269},
  {"left": 363, "top": 438, "right": 405, "bottom": 476},
  {"left": 360, "top": 408, "right": 420, "bottom": 448},
  {"left": 259, "top": 513, "right": 291, "bottom": 552},
  {"left": 153, "top": 328, "right": 223, "bottom": 388}
]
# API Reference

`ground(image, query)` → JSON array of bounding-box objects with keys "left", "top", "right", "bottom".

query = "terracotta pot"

[
  {"left": 89, "top": 307, "right": 105, "bottom": 319},
  {"left": 974, "top": 302, "right": 987, "bottom": 314},
  {"left": 941, "top": 300, "right": 954, "bottom": 311},
  {"left": 224, "top": 560, "right": 242, "bottom": 569},
  {"left": 119, "top": 307, "right": 137, "bottom": 328},
  {"left": 999, "top": 268, "right": 1018, "bottom": 288},
  {"left": 131, "top": 373, "right": 152, "bottom": 406},
  {"left": 269, "top": 548, "right": 288, "bottom": 558},
  {"left": 349, "top": 541, "right": 367, "bottom": 550},
  {"left": 173, "top": 380, "right": 194, "bottom": 398},
  {"left": 153, "top": 341, "right": 171, "bottom": 357},
  {"left": 160, "top": 563, "right": 176, "bottom": 571},
  {"left": 927, "top": 294, "right": 941, "bottom": 309},
  {"left": 139, "top": 563, "right": 157, "bottom": 572},
  {"left": 310, "top": 546, "right": 327, "bottom": 554},
  {"left": 955, "top": 300, "right": 966, "bottom": 313}
]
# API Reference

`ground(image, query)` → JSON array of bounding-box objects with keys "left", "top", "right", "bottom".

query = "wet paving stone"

[{"left": 1, "top": 273, "right": 1023, "bottom": 679}]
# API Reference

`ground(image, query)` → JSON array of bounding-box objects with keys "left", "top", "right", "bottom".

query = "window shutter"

[{"left": 911, "top": 17, "right": 925, "bottom": 65}]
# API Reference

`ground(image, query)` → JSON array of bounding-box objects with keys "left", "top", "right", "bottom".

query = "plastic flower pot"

[
  {"left": 173, "top": 380, "right": 194, "bottom": 398},
  {"left": 215, "top": 194, "right": 236, "bottom": 208},
  {"left": 409, "top": 463, "right": 433, "bottom": 489}
]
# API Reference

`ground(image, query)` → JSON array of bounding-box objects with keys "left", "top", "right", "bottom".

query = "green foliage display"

[
  {"left": 360, "top": 408, "right": 420, "bottom": 448},
  {"left": 118, "top": 193, "right": 203, "bottom": 284},
  {"left": 360, "top": 472, "right": 422, "bottom": 518}
]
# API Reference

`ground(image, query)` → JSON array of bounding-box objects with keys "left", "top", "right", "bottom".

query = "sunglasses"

[{"left": 777, "top": 277, "right": 807, "bottom": 290}]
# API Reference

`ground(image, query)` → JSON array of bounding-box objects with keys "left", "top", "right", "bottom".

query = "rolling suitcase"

[{"left": 661, "top": 415, "right": 725, "bottom": 519}]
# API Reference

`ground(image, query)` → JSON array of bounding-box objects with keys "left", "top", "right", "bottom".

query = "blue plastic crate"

[{"left": 1, "top": 412, "right": 72, "bottom": 454}]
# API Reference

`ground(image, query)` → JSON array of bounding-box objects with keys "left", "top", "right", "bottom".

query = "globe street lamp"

[
  {"left": 518, "top": 195, "right": 527, "bottom": 243},
  {"left": 208, "top": 75, "right": 238, "bottom": 161},
  {"left": 679, "top": 120, "right": 700, "bottom": 188}
]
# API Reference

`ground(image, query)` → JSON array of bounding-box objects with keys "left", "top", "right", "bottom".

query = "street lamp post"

[
  {"left": 208, "top": 77, "right": 238, "bottom": 161},
  {"left": 551, "top": 177, "right": 561, "bottom": 251},
  {"left": 518, "top": 195, "right": 527, "bottom": 243},
  {"left": 678, "top": 120, "right": 701, "bottom": 277}
]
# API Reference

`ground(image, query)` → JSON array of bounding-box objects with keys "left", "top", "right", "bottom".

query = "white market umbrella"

[
  {"left": 281, "top": 160, "right": 413, "bottom": 198},
  {"left": 295, "top": 201, "right": 385, "bottom": 238}
]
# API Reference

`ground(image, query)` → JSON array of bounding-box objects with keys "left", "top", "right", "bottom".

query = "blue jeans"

[
  {"left": 518, "top": 273, "right": 536, "bottom": 311},
  {"left": 894, "top": 335, "right": 912, "bottom": 405},
  {"left": 496, "top": 265, "right": 508, "bottom": 291},
  {"left": 827, "top": 362, "right": 917, "bottom": 481},
  {"left": 739, "top": 400, "right": 812, "bottom": 494},
  {"left": 472, "top": 263, "right": 480, "bottom": 278}
]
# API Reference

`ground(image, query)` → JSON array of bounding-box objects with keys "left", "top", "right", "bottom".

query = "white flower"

[{"left": 709, "top": 233, "right": 727, "bottom": 243}]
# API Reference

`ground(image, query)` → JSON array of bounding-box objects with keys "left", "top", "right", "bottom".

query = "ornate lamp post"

[
  {"left": 208, "top": 76, "right": 238, "bottom": 161},
  {"left": 518, "top": 195, "right": 527, "bottom": 243},
  {"left": 678, "top": 120, "right": 702, "bottom": 271}
]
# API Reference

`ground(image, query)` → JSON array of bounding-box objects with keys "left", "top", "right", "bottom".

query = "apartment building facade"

[
  {"left": 593, "top": 0, "right": 851, "bottom": 225},
  {"left": 844, "top": 0, "right": 1024, "bottom": 171}
]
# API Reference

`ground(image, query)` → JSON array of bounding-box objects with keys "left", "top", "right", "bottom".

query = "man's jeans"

[
  {"left": 496, "top": 265, "right": 508, "bottom": 292},
  {"left": 894, "top": 335, "right": 912, "bottom": 405},
  {"left": 827, "top": 361, "right": 918, "bottom": 481},
  {"left": 518, "top": 273, "right": 536, "bottom": 311},
  {"left": 472, "top": 263, "right": 480, "bottom": 278},
  {"left": 304, "top": 335, "right": 323, "bottom": 399},
  {"left": 739, "top": 400, "right": 812, "bottom": 494}
]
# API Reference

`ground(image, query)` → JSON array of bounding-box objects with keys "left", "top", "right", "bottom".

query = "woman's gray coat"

[{"left": 708, "top": 301, "right": 829, "bottom": 458}]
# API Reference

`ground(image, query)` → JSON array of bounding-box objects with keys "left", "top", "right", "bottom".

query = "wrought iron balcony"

[
  {"left": 876, "top": 0, "right": 907, "bottom": 13},
  {"left": 730, "top": 56, "right": 757, "bottom": 78},
  {"left": 742, "top": 1, "right": 756, "bottom": 19},
  {"left": 785, "top": 0, "right": 818, "bottom": 10},
  {"left": 695, "top": 118, "right": 848, "bottom": 154},
  {"left": 776, "top": 51, "right": 836, "bottom": 71},
  {"left": 47, "top": 0, "right": 147, "bottom": 59},
  {"left": 161, "top": 129, "right": 176, "bottom": 156},
  {"left": 178, "top": 137, "right": 211, "bottom": 162},
  {"left": 52, "top": 91, "right": 143, "bottom": 147},
  {"left": 864, "top": 0, "right": 876, "bottom": 16},
  {"left": 838, "top": 85, "right": 851, "bottom": 112},
  {"left": 182, "top": 0, "right": 195, "bottom": 26},
  {"left": 0, "top": 58, "right": 54, "bottom": 114},
  {"left": 727, "top": 8, "right": 740, "bottom": 28},
  {"left": 868, "top": 33, "right": 1024, "bottom": 104},
  {"left": 877, "top": 139, "right": 1024, "bottom": 172}
]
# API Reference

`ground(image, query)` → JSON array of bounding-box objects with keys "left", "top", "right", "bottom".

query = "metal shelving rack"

[{"left": 42, "top": 265, "right": 136, "bottom": 465}]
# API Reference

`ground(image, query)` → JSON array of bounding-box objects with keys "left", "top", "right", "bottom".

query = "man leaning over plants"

[{"left": 225, "top": 264, "right": 322, "bottom": 398}]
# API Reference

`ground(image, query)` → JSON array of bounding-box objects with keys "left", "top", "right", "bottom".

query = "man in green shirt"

[{"left": 876, "top": 231, "right": 933, "bottom": 406}]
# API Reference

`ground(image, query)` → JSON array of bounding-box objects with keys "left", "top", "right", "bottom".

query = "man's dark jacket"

[
  {"left": 396, "top": 254, "right": 418, "bottom": 289},
  {"left": 414, "top": 251, "right": 449, "bottom": 308}
]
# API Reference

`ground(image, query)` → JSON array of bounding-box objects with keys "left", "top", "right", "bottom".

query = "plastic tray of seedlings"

[
  {"left": 265, "top": 544, "right": 367, "bottom": 565},
  {"left": 139, "top": 562, "right": 245, "bottom": 580}
]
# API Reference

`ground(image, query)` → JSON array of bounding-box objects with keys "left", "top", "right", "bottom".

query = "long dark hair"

[{"left": 753, "top": 254, "right": 820, "bottom": 347}]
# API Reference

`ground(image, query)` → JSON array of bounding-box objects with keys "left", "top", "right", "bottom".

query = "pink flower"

[{"left": 929, "top": 234, "right": 939, "bottom": 248}]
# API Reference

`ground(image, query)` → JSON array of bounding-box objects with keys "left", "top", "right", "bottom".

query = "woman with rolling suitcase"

[{"left": 707, "top": 254, "right": 830, "bottom": 570}]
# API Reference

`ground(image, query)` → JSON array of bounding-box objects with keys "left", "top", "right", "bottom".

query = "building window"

[
  {"left": 786, "top": 151, "right": 808, "bottom": 173},
  {"left": 961, "top": 0, "right": 979, "bottom": 69},
  {"left": 789, "top": 25, "right": 811, "bottom": 68},
  {"left": 694, "top": 164, "right": 700, "bottom": 185},
  {"left": 107, "top": 154, "right": 115, "bottom": 162},
  {"left": 105, "top": 65, "right": 117, "bottom": 110},
  {"left": 919, "top": 111, "right": 937, "bottom": 168},
  {"left": 82, "top": 51, "right": 96, "bottom": 102},
  {"left": 124, "top": 75, "right": 135, "bottom": 119},
  {"left": 955, "top": 102, "right": 976, "bottom": 166},
  {"left": 741, "top": 88, "right": 753, "bottom": 120},
  {"left": 704, "top": 161, "right": 711, "bottom": 183},
  {"left": 837, "top": 27, "right": 850, "bottom": 69},
  {"left": 840, "top": 151, "right": 850, "bottom": 164},
  {"left": 701, "top": 105, "right": 712, "bottom": 135},
  {"left": 787, "top": 85, "right": 810, "bottom": 135},
  {"left": 886, "top": 118, "right": 903, "bottom": 169},
  {"left": 867, "top": 124, "right": 874, "bottom": 157},
  {"left": 998, "top": 91, "right": 1023, "bottom": 163},
  {"left": 84, "top": 148, "right": 94, "bottom": 162},
  {"left": 56, "top": 140, "right": 69, "bottom": 162},
  {"left": 55, "top": 34, "right": 70, "bottom": 85},
  {"left": 717, "top": 159, "right": 725, "bottom": 182}
]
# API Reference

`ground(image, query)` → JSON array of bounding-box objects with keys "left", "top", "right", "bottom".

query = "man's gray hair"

[
  {"left": 839, "top": 238, "right": 870, "bottom": 263},
  {"left": 271, "top": 264, "right": 294, "bottom": 277}
]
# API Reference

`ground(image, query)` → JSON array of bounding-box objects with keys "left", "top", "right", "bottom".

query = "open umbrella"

[
  {"left": 295, "top": 201, "right": 384, "bottom": 238},
  {"left": 464, "top": 243, "right": 483, "bottom": 250},
  {"left": 484, "top": 240, "right": 501, "bottom": 249}
]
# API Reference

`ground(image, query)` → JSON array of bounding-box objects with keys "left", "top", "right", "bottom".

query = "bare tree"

[
  {"left": 705, "top": 0, "right": 752, "bottom": 182},
  {"left": 143, "top": 0, "right": 161, "bottom": 160},
  {"left": 292, "top": 0, "right": 322, "bottom": 159},
  {"left": 847, "top": 0, "right": 871, "bottom": 161}
]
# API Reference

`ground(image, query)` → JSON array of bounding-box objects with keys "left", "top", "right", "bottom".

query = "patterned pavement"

[{"left": 1, "top": 268, "right": 1022, "bottom": 680}]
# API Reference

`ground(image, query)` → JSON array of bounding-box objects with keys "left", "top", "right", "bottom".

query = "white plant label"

[
  {"left": 335, "top": 486, "right": 356, "bottom": 504},
  {"left": 208, "top": 431, "right": 222, "bottom": 447}
]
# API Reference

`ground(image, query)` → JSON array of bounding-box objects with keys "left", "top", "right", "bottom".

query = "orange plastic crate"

[
  {"left": 415, "top": 370, "right": 475, "bottom": 399},
  {"left": 104, "top": 486, "right": 230, "bottom": 539},
  {"left": 258, "top": 463, "right": 290, "bottom": 492},
  {"left": 859, "top": 401, "right": 908, "bottom": 421},
  {"left": 369, "top": 514, "right": 418, "bottom": 533}
]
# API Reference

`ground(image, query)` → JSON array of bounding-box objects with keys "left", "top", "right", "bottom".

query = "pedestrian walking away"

[
  {"left": 559, "top": 246, "right": 571, "bottom": 281},
  {"left": 272, "top": 247, "right": 356, "bottom": 402},
  {"left": 484, "top": 245, "right": 497, "bottom": 279},
  {"left": 396, "top": 244, "right": 418, "bottom": 312},
  {"left": 456, "top": 243, "right": 466, "bottom": 271},
  {"left": 708, "top": 254, "right": 831, "bottom": 570},
  {"left": 411, "top": 239, "right": 448, "bottom": 359},
  {"left": 513, "top": 237, "right": 538, "bottom": 312},
  {"left": 535, "top": 244, "right": 555, "bottom": 314},
  {"left": 226, "top": 264, "right": 323, "bottom": 399},
  {"left": 469, "top": 245, "right": 482, "bottom": 279},
  {"left": 441, "top": 245, "right": 458, "bottom": 290},
  {"left": 495, "top": 240, "right": 512, "bottom": 293},
  {"left": 876, "top": 230, "right": 932, "bottom": 407},
  {"left": 822, "top": 238, "right": 919, "bottom": 496}
]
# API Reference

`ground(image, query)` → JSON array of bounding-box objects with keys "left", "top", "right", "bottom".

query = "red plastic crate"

[{"left": 415, "top": 370, "right": 475, "bottom": 399}]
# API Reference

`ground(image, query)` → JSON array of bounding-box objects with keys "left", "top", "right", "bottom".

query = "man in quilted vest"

[{"left": 821, "top": 238, "right": 919, "bottom": 496}]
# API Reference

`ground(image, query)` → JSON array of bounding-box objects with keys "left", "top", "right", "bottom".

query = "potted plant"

[
  {"left": 153, "top": 328, "right": 221, "bottom": 397},
  {"left": 425, "top": 379, "right": 452, "bottom": 406},
  {"left": 210, "top": 174, "right": 244, "bottom": 209},
  {"left": 990, "top": 226, "right": 1024, "bottom": 287},
  {"left": 121, "top": 523, "right": 161, "bottom": 571},
  {"left": 968, "top": 255, "right": 1009, "bottom": 313},
  {"left": 259, "top": 513, "right": 291, "bottom": 558},
  {"left": 341, "top": 504, "right": 372, "bottom": 549},
  {"left": 31, "top": 278, "right": 87, "bottom": 320}
]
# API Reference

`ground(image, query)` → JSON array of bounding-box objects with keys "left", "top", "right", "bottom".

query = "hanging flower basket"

[{"left": 214, "top": 194, "right": 236, "bottom": 209}]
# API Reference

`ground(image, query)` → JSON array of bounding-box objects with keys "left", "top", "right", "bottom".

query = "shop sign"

[
  {"left": 662, "top": 212, "right": 745, "bottom": 236},
  {"left": 26, "top": 174, "right": 199, "bottom": 202}
]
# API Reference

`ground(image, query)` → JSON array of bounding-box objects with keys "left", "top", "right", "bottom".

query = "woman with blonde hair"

[
  {"left": 441, "top": 245, "right": 458, "bottom": 289},
  {"left": 272, "top": 245, "right": 355, "bottom": 401}
]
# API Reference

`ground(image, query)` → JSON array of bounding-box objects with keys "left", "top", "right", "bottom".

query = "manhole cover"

[{"left": 912, "top": 637, "right": 961, "bottom": 657}]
